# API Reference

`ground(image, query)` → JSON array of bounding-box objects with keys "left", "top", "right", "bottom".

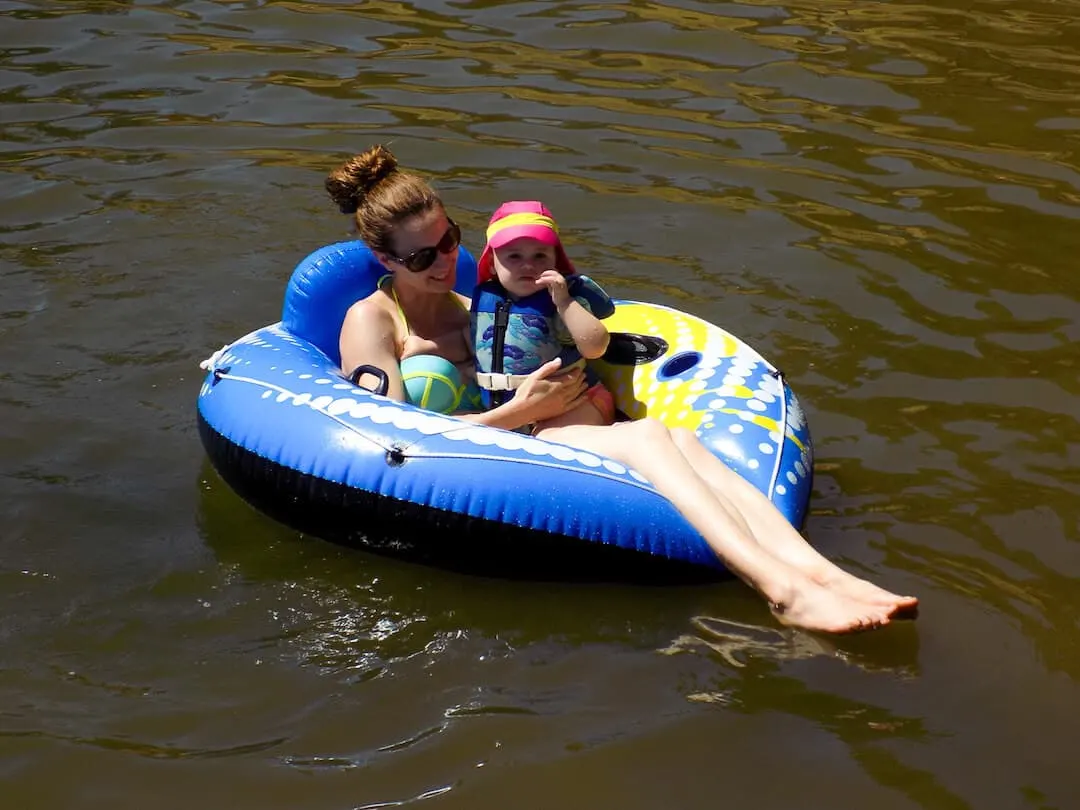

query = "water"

[{"left": 2, "top": 1, "right": 1079, "bottom": 808}]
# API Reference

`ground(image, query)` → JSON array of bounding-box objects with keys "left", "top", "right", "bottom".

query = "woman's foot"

[
  {"left": 810, "top": 567, "right": 919, "bottom": 618},
  {"left": 769, "top": 577, "right": 897, "bottom": 634}
]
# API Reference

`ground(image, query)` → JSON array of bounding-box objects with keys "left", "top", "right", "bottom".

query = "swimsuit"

[{"left": 381, "top": 277, "right": 483, "bottom": 413}]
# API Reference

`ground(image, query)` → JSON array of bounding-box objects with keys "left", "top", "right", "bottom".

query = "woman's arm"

[
  {"left": 342, "top": 299, "right": 585, "bottom": 429},
  {"left": 458, "top": 359, "right": 588, "bottom": 429},
  {"left": 339, "top": 299, "right": 406, "bottom": 401}
]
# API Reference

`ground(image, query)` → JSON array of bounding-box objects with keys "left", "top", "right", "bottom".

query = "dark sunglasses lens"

[
  {"left": 406, "top": 221, "right": 460, "bottom": 272},
  {"left": 405, "top": 249, "right": 437, "bottom": 273},
  {"left": 441, "top": 221, "right": 461, "bottom": 252}
]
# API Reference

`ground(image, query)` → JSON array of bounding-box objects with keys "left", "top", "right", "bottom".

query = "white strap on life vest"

[{"left": 475, "top": 371, "right": 531, "bottom": 391}]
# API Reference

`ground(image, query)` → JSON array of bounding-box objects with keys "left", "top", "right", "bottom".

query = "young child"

[{"left": 471, "top": 200, "right": 617, "bottom": 430}]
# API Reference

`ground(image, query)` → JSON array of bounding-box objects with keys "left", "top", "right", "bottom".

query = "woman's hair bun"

[{"left": 325, "top": 144, "right": 399, "bottom": 214}]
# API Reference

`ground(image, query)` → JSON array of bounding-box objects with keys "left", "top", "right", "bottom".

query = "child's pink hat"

[{"left": 477, "top": 200, "right": 576, "bottom": 283}]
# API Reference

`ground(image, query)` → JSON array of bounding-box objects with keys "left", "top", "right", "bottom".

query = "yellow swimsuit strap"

[
  {"left": 378, "top": 274, "right": 411, "bottom": 336},
  {"left": 380, "top": 274, "right": 468, "bottom": 336}
]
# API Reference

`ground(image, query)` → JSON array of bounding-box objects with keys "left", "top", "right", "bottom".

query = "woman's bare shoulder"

[
  {"left": 340, "top": 289, "right": 400, "bottom": 363},
  {"left": 343, "top": 289, "right": 395, "bottom": 328}
]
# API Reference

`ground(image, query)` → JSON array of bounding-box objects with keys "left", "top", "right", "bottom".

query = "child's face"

[{"left": 491, "top": 237, "right": 557, "bottom": 297}]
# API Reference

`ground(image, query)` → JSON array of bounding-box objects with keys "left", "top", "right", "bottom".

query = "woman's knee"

[
  {"left": 627, "top": 417, "right": 673, "bottom": 444},
  {"left": 670, "top": 427, "right": 698, "bottom": 449}
]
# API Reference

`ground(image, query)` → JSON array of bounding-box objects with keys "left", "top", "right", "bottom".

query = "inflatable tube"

[{"left": 196, "top": 241, "right": 813, "bottom": 578}]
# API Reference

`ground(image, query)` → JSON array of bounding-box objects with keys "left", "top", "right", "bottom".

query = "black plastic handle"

[
  {"left": 602, "top": 332, "right": 669, "bottom": 366},
  {"left": 349, "top": 364, "right": 390, "bottom": 395}
]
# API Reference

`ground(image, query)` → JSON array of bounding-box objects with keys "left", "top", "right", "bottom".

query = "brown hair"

[{"left": 324, "top": 144, "right": 443, "bottom": 255}]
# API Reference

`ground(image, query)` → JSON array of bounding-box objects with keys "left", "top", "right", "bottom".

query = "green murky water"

[{"left": 3, "top": 1, "right": 1078, "bottom": 808}]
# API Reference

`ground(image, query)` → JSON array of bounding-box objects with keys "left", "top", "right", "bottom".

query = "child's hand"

[{"left": 536, "top": 270, "right": 571, "bottom": 307}]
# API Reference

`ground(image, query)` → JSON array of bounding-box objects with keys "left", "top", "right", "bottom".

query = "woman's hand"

[
  {"left": 459, "top": 359, "right": 586, "bottom": 430},
  {"left": 512, "top": 358, "right": 587, "bottom": 422}
]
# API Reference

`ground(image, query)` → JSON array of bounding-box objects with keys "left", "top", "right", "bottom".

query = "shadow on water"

[
  {"left": 666, "top": 632, "right": 963, "bottom": 810},
  {"left": 650, "top": 612, "right": 943, "bottom": 808},
  {"left": 195, "top": 458, "right": 922, "bottom": 677},
  {"left": 195, "top": 456, "right": 721, "bottom": 652}
]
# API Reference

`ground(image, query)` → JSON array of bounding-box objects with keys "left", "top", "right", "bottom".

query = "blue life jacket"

[{"left": 470, "top": 275, "right": 615, "bottom": 409}]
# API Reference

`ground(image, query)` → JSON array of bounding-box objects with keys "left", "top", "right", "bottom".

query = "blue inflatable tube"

[{"left": 196, "top": 241, "right": 813, "bottom": 580}]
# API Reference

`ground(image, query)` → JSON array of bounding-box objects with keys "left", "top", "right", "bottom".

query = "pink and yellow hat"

[{"left": 477, "top": 200, "right": 576, "bottom": 283}]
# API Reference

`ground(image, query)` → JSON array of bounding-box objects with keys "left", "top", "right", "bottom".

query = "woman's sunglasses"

[{"left": 387, "top": 219, "right": 461, "bottom": 273}]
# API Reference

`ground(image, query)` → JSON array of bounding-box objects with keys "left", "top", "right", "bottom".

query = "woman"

[{"left": 326, "top": 145, "right": 919, "bottom": 634}]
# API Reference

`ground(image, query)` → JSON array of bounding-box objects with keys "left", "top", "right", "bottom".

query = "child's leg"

[
  {"left": 532, "top": 383, "right": 614, "bottom": 431},
  {"left": 532, "top": 398, "right": 607, "bottom": 432}
]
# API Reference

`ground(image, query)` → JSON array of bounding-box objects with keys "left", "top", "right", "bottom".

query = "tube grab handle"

[{"left": 349, "top": 364, "right": 390, "bottom": 396}]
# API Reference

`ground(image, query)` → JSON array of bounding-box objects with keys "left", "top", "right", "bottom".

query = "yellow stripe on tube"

[{"left": 594, "top": 302, "right": 741, "bottom": 431}]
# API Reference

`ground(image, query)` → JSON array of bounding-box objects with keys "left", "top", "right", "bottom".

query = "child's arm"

[{"left": 536, "top": 270, "right": 611, "bottom": 359}]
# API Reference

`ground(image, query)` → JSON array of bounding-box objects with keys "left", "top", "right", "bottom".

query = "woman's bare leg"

[
  {"left": 537, "top": 420, "right": 898, "bottom": 633},
  {"left": 667, "top": 428, "right": 918, "bottom": 613}
]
